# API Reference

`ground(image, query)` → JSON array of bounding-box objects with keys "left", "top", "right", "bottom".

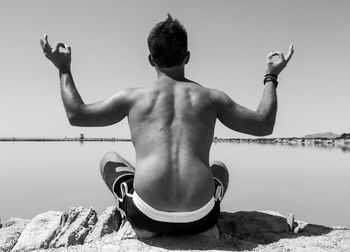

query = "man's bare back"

[
  {"left": 129, "top": 76, "right": 217, "bottom": 211},
  {"left": 40, "top": 14, "right": 294, "bottom": 235}
]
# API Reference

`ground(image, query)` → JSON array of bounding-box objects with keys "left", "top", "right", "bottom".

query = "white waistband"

[{"left": 132, "top": 192, "right": 215, "bottom": 223}]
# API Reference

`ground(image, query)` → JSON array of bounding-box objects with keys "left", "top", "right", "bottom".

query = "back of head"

[{"left": 147, "top": 14, "right": 188, "bottom": 68}]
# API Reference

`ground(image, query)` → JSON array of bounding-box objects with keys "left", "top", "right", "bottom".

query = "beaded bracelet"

[
  {"left": 264, "top": 73, "right": 278, "bottom": 87},
  {"left": 264, "top": 73, "right": 278, "bottom": 79}
]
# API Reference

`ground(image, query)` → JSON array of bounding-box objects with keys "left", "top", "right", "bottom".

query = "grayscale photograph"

[{"left": 0, "top": 1, "right": 349, "bottom": 251}]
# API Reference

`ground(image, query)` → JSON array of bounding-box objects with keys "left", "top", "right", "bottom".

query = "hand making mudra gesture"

[
  {"left": 40, "top": 34, "right": 71, "bottom": 73},
  {"left": 40, "top": 33, "right": 294, "bottom": 79},
  {"left": 264, "top": 44, "right": 295, "bottom": 86}
]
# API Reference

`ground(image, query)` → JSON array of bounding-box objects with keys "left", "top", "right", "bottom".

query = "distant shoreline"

[
  {"left": 0, "top": 137, "right": 131, "bottom": 142},
  {"left": 0, "top": 136, "right": 349, "bottom": 143},
  {"left": 1, "top": 136, "right": 350, "bottom": 152},
  {"left": 213, "top": 136, "right": 350, "bottom": 142},
  {"left": 213, "top": 136, "right": 350, "bottom": 151}
]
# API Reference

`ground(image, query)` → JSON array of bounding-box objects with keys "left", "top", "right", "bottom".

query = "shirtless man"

[{"left": 40, "top": 15, "right": 294, "bottom": 235}]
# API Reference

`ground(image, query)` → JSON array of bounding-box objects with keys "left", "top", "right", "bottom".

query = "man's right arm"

[
  {"left": 59, "top": 70, "right": 131, "bottom": 127},
  {"left": 40, "top": 35, "right": 130, "bottom": 127},
  {"left": 215, "top": 45, "right": 294, "bottom": 136}
]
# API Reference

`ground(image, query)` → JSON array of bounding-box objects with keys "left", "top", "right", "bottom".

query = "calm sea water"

[{"left": 0, "top": 142, "right": 349, "bottom": 228}]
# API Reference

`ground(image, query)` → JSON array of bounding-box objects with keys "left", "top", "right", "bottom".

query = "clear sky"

[{"left": 0, "top": 0, "right": 349, "bottom": 138}]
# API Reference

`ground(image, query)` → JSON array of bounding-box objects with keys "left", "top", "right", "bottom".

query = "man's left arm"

[
  {"left": 40, "top": 35, "right": 130, "bottom": 127},
  {"left": 214, "top": 45, "right": 294, "bottom": 136}
]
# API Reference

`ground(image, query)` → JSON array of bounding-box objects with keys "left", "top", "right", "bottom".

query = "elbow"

[
  {"left": 67, "top": 112, "right": 83, "bottom": 126},
  {"left": 253, "top": 118, "right": 275, "bottom": 136},
  {"left": 66, "top": 104, "right": 88, "bottom": 126},
  {"left": 259, "top": 127, "right": 274, "bottom": 136},
  {"left": 68, "top": 114, "right": 79, "bottom": 126},
  {"left": 255, "top": 111, "right": 276, "bottom": 136},
  {"left": 258, "top": 121, "right": 275, "bottom": 136}
]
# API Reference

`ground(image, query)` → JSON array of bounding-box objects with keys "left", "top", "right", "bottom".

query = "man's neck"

[{"left": 156, "top": 66, "right": 187, "bottom": 82}]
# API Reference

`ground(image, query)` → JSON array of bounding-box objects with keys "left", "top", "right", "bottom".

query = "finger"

[
  {"left": 53, "top": 42, "right": 66, "bottom": 52},
  {"left": 271, "top": 51, "right": 280, "bottom": 57},
  {"left": 285, "top": 44, "right": 295, "bottom": 62},
  {"left": 40, "top": 39, "right": 44, "bottom": 49},
  {"left": 42, "top": 34, "right": 50, "bottom": 49},
  {"left": 41, "top": 34, "right": 52, "bottom": 52},
  {"left": 64, "top": 44, "right": 71, "bottom": 54},
  {"left": 40, "top": 41, "right": 51, "bottom": 59},
  {"left": 267, "top": 51, "right": 281, "bottom": 62},
  {"left": 44, "top": 34, "right": 49, "bottom": 44},
  {"left": 267, "top": 52, "right": 274, "bottom": 61},
  {"left": 279, "top": 52, "right": 285, "bottom": 61}
]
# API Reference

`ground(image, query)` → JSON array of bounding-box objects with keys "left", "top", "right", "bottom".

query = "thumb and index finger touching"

[
  {"left": 40, "top": 34, "right": 71, "bottom": 55},
  {"left": 53, "top": 42, "right": 71, "bottom": 55},
  {"left": 267, "top": 44, "right": 295, "bottom": 63},
  {"left": 267, "top": 51, "right": 280, "bottom": 61}
]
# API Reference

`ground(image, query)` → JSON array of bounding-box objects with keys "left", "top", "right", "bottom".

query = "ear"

[
  {"left": 148, "top": 55, "right": 156, "bottom": 67},
  {"left": 184, "top": 51, "right": 190, "bottom": 64}
]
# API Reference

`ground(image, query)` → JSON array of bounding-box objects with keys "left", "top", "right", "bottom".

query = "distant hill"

[
  {"left": 304, "top": 132, "right": 340, "bottom": 139},
  {"left": 340, "top": 133, "right": 350, "bottom": 139}
]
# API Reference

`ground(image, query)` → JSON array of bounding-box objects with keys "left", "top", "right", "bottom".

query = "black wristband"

[
  {"left": 264, "top": 73, "right": 278, "bottom": 79},
  {"left": 264, "top": 76, "right": 278, "bottom": 87}
]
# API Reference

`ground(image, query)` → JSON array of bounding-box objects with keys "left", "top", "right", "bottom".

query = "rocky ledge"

[{"left": 0, "top": 207, "right": 349, "bottom": 252}]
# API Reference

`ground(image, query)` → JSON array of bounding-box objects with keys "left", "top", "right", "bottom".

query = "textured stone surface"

[
  {"left": 102, "top": 220, "right": 221, "bottom": 251},
  {"left": 0, "top": 218, "right": 29, "bottom": 252},
  {"left": 85, "top": 206, "right": 121, "bottom": 243},
  {"left": 217, "top": 211, "right": 290, "bottom": 243},
  {"left": 49, "top": 206, "right": 97, "bottom": 248},
  {"left": 115, "top": 220, "right": 157, "bottom": 240},
  {"left": 11, "top": 211, "right": 64, "bottom": 252},
  {"left": 28, "top": 230, "right": 350, "bottom": 252},
  {"left": 5, "top": 208, "right": 350, "bottom": 251}
]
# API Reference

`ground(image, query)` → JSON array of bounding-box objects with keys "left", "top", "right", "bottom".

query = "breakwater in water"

[
  {"left": 213, "top": 137, "right": 350, "bottom": 152},
  {"left": 1, "top": 137, "right": 349, "bottom": 151},
  {"left": 0, "top": 137, "right": 131, "bottom": 142}
]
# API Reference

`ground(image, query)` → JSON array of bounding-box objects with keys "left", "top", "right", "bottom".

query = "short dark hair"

[{"left": 147, "top": 14, "right": 188, "bottom": 68}]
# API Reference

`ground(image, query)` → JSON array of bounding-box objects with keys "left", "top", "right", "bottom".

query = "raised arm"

[
  {"left": 215, "top": 45, "right": 294, "bottom": 136},
  {"left": 40, "top": 35, "right": 130, "bottom": 127}
]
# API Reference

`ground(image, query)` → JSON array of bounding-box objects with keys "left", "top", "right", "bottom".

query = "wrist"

[
  {"left": 58, "top": 66, "right": 71, "bottom": 75},
  {"left": 264, "top": 80, "right": 278, "bottom": 89},
  {"left": 263, "top": 74, "right": 278, "bottom": 87}
]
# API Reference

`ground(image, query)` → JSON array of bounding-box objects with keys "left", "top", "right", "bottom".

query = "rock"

[
  {"left": 287, "top": 212, "right": 295, "bottom": 231},
  {"left": 6, "top": 207, "right": 348, "bottom": 251},
  {"left": 11, "top": 211, "right": 64, "bottom": 252},
  {"left": 112, "top": 219, "right": 220, "bottom": 250},
  {"left": 115, "top": 220, "right": 139, "bottom": 240},
  {"left": 115, "top": 220, "right": 158, "bottom": 240},
  {"left": 49, "top": 206, "right": 97, "bottom": 248},
  {"left": 146, "top": 226, "right": 221, "bottom": 250},
  {"left": 294, "top": 220, "right": 332, "bottom": 235},
  {"left": 85, "top": 206, "right": 121, "bottom": 243},
  {"left": 114, "top": 219, "right": 220, "bottom": 241},
  {"left": 0, "top": 218, "right": 29, "bottom": 252},
  {"left": 217, "top": 211, "right": 290, "bottom": 243}
]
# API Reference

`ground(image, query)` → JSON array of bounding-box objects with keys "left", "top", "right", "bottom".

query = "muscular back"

[{"left": 128, "top": 78, "right": 217, "bottom": 211}]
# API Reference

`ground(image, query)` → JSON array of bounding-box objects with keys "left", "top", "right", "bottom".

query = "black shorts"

[{"left": 114, "top": 177, "right": 221, "bottom": 236}]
